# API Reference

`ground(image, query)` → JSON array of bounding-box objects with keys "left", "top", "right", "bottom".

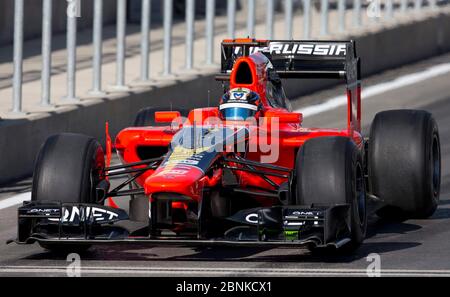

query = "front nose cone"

[{"left": 144, "top": 165, "right": 204, "bottom": 200}]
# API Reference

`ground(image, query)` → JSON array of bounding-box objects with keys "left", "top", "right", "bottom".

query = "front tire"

[
  {"left": 32, "top": 133, "right": 105, "bottom": 252},
  {"left": 296, "top": 136, "right": 367, "bottom": 253},
  {"left": 369, "top": 110, "right": 441, "bottom": 219}
]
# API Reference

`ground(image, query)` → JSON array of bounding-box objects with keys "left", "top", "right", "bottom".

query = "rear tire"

[
  {"left": 133, "top": 106, "right": 189, "bottom": 127},
  {"left": 296, "top": 136, "right": 367, "bottom": 253},
  {"left": 369, "top": 110, "right": 441, "bottom": 219},
  {"left": 32, "top": 133, "right": 105, "bottom": 252}
]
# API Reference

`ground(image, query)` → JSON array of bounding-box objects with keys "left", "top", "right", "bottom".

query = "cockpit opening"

[{"left": 234, "top": 61, "right": 253, "bottom": 85}]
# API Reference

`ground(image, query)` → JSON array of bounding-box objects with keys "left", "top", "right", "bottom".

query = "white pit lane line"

[
  {"left": 1, "top": 266, "right": 450, "bottom": 276},
  {"left": 2, "top": 63, "right": 450, "bottom": 211},
  {"left": 0, "top": 192, "right": 31, "bottom": 210},
  {"left": 296, "top": 62, "right": 450, "bottom": 117}
]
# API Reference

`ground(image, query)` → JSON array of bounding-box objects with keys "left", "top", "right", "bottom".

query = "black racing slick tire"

[
  {"left": 32, "top": 133, "right": 105, "bottom": 252},
  {"left": 369, "top": 110, "right": 441, "bottom": 219},
  {"left": 133, "top": 106, "right": 190, "bottom": 127},
  {"left": 296, "top": 136, "right": 367, "bottom": 253}
]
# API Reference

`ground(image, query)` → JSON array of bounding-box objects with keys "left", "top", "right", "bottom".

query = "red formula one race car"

[{"left": 10, "top": 39, "right": 441, "bottom": 254}]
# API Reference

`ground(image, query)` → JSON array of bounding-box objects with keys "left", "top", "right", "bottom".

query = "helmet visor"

[{"left": 219, "top": 103, "right": 257, "bottom": 120}]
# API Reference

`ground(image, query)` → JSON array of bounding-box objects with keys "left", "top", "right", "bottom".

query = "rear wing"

[
  {"left": 220, "top": 39, "right": 360, "bottom": 83},
  {"left": 219, "top": 39, "right": 362, "bottom": 132}
]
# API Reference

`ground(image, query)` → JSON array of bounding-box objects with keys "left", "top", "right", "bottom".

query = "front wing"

[{"left": 10, "top": 201, "right": 352, "bottom": 249}]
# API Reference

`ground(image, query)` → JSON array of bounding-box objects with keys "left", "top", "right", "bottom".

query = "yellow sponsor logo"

[{"left": 164, "top": 146, "right": 213, "bottom": 169}]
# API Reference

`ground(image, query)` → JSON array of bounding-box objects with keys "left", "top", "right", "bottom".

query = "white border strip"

[
  {"left": 1, "top": 265, "right": 450, "bottom": 276},
  {"left": 296, "top": 62, "right": 450, "bottom": 117}
]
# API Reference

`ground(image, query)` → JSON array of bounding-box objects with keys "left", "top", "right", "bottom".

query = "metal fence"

[{"left": 9, "top": 0, "right": 447, "bottom": 114}]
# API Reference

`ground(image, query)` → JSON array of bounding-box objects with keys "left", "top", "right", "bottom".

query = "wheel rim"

[
  {"left": 431, "top": 134, "right": 440, "bottom": 198},
  {"left": 355, "top": 162, "right": 366, "bottom": 226},
  {"left": 90, "top": 145, "right": 106, "bottom": 203}
]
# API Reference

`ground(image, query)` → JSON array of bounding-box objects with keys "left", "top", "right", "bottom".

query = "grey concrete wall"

[
  {"left": 0, "top": 0, "right": 117, "bottom": 46},
  {"left": 357, "top": 15, "right": 450, "bottom": 77},
  {"left": 1, "top": 12, "right": 450, "bottom": 184},
  {"left": 283, "top": 13, "right": 450, "bottom": 95},
  {"left": 0, "top": 73, "right": 220, "bottom": 183}
]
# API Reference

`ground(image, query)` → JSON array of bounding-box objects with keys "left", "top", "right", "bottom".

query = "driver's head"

[{"left": 219, "top": 88, "right": 260, "bottom": 121}]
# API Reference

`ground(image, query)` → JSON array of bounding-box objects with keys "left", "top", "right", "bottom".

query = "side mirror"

[
  {"left": 155, "top": 111, "right": 181, "bottom": 123},
  {"left": 264, "top": 111, "right": 302, "bottom": 124},
  {"left": 278, "top": 112, "right": 302, "bottom": 124}
]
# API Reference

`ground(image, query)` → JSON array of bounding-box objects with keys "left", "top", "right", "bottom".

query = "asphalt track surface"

[{"left": 1, "top": 53, "right": 450, "bottom": 277}]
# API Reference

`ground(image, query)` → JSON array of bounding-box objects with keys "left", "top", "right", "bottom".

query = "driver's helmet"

[{"left": 219, "top": 87, "right": 260, "bottom": 121}]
